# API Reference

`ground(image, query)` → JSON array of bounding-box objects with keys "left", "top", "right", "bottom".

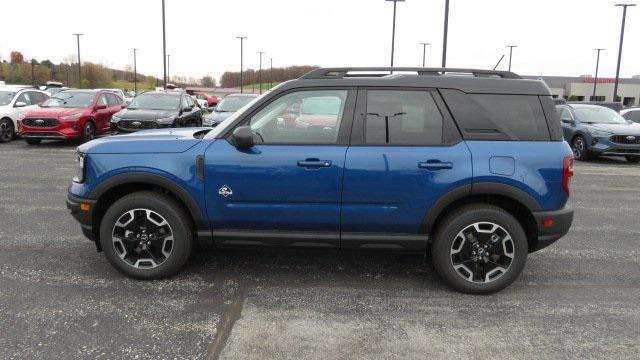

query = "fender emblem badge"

[{"left": 218, "top": 185, "right": 233, "bottom": 197}]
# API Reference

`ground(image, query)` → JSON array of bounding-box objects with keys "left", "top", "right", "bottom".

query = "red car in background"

[
  {"left": 19, "top": 90, "right": 124, "bottom": 144},
  {"left": 193, "top": 92, "right": 220, "bottom": 108}
]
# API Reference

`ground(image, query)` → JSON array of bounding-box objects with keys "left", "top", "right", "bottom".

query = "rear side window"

[
  {"left": 365, "top": 90, "right": 443, "bottom": 145},
  {"left": 440, "top": 89, "right": 551, "bottom": 141}
]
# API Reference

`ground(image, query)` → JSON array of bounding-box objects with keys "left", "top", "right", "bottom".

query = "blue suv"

[
  {"left": 67, "top": 67, "right": 574, "bottom": 294},
  {"left": 557, "top": 103, "right": 640, "bottom": 163}
]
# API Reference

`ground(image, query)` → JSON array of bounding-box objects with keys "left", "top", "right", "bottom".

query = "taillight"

[{"left": 562, "top": 156, "right": 574, "bottom": 195}]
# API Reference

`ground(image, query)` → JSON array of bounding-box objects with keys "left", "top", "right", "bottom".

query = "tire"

[
  {"left": 0, "top": 118, "right": 15, "bottom": 143},
  {"left": 431, "top": 204, "right": 528, "bottom": 294},
  {"left": 626, "top": 155, "right": 640, "bottom": 163},
  {"left": 25, "top": 138, "right": 41, "bottom": 145},
  {"left": 80, "top": 121, "right": 96, "bottom": 143},
  {"left": 99, "top": 191, "right": 193, "bottom": 279},
  {"left": 571, "top": 135, "right": 591, "bottom": 161}
]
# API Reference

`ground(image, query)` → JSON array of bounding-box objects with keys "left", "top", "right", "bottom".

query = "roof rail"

[{"left": 300, "top": 67, "right": 522, "bottom": 80}]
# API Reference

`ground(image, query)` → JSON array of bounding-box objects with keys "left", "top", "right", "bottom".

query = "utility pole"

[
  {"left": 162, "top": 0, "right": 167, "bottom": 88},
  {"left": 167, "top": 54, "right": 171, "bottom": 83},
  {"left": 506, "top": 45, "right": 517, "bottom": 72},
  {"left": 132, "top": 48, "right": 138, "bottom": 93},
  {"left": 236, "top": 36, "right": 247, "bottom": 93},
  {"left": 258, "top": 51, "right": 265, "bottom": 94},
  {"left": 613, "top": 3, "right": 635, "bottom": 103},
  {"left": 442, "top": 0, "right": 450, "bottom": 67},
  {"left": 592, "top": 48, "right": 605, "bottom": 100},
  {"left": 72, "top": 33, "right": 84, "bottom": 88},
  {"left": 386, "top": 0, "right": 405, "bottom": 68},
  {"left": 419, "top": 42, "right": 430, "bottom": 67},
  {"left": 269, "top": 58, "right": 273, "bottom": 89}
]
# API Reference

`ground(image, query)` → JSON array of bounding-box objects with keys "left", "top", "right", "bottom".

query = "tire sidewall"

[
  {"left": 0, "top": 118, "right": 14, "bottom": 143},
  {"left": 431, "top": 205, "right": 528, "bottom": 294},
  {"left": 572, "top": 136, "right": 588, "bottom": 160},
  {"left": 81, "top": 121, "right": 95, "bottom": 143},
  {"left": 99, "top": 192, "right": 193, "bottom": 279}
]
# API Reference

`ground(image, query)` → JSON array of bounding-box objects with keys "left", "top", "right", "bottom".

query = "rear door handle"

[
  {"left": 418, "top": 160, "right": 453, "bottom": 171},
  {"left": 297, "top": 159, "right": 332, "bottom": 168}
]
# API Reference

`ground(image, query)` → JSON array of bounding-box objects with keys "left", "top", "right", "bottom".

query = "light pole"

[
  {"left": 167, "top": 54, "right": 171, "bottom": 83},
  {"left": 613, "top": 3, "right": 635, "bottom": 103},
  {"left": 506, "top": 45, "right": 517, "bottom": 72},
  {"left": 258, "top": 51, "right": 265, "bottom": 94},
  {"left": 72, "top": 33, "right": 84, "bottom": 88},
  {"left": 592, "top": 48, "right": 605, "bottom": 100},
  {"left": 442, "top": 0, "right": 450, "bottom": 67},
  {"left": 419, "top": 42, "right": 430, "bottom": 67},
  {"left": 269, "top": 57, "right": 273, "bottom": 89},
  {"left": 386, "top": 0, "right": 405, "bottom": 68},
  {"left": 236, "top": 36, "right": 247, "bottom": 93},
  {"left": 132, "top": 48, "right": 138, "bottom": 93},
  {"left": 162, "top": 0, "right": 167, "bottom": 88}
]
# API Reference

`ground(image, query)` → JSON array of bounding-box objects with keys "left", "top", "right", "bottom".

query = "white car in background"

[
  {"left": 620, "top": 107, "right": 640, "bottom": 124},
  {"left": 0, "top": 88, "right": 50, "bottom": 142}
]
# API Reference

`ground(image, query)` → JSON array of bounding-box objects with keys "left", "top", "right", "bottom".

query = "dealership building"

[{"left": 523, "top": 75, "right": 640, "bottom": 106}]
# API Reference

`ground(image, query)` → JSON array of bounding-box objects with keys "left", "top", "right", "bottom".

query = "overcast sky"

[{"left": 2, "top": 0, "right": 639, "bottom": 82}]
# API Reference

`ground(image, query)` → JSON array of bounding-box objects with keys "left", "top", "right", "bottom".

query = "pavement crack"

[{"left": 205, "top": 280, "right": 250, "bottom": 360}]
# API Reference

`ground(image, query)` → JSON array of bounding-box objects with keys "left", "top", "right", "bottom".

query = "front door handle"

[
  {"left": 418, "top": 160, "right": 453, "bottom": 171},
  {"left": 297, "top": 159, "right": 332, "bottom": 168}
]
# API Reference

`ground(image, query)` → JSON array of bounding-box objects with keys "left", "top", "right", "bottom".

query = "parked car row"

[{"left": 0, "top": 86, "right": 246, "bottom": 144}]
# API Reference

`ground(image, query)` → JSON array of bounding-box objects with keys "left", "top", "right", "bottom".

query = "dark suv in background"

[
  {"left": 557, "top": 103, "right": 640, "bottom": 163},
  {"left": 110, "top": 91, "right": 203, "bottom": 133}
]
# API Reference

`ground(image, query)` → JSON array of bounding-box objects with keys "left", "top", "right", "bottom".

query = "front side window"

[
  {"left": 16, "top": 92, "right": 33, "bottom": 106},
  {"left": 365, "top": 90, "right": 443, "bottom": 145},
  {"left": 249, "top": 90, "right": 348, "bottom": 144},
  {"left": 106, "top": 93, "right": 120, "bottom": 106},
  {"left": 559, "top": 107, "right": 572, "bottom": 121}
]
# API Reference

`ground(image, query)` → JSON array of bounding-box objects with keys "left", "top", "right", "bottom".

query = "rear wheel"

[
  {"left": 0, "top": 118, "right": 14, "bottom": 143},
  {"left": 431, "top": 204, "right": 528, "bottom": 294},
  {"left": 571, "top": 135, "right": 591, "bottom": 161},
  {"left": 25, "top": 138, "right": 41, "bottom": 145},
  {"left": 99, "top": 191, "right": 193, "bottom": 279},
  {"left": 626, "top": 155, "right": 640, "bottom": 163}
]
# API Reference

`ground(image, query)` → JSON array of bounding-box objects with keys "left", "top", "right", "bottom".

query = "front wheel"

[
  {"left": 80, "top": 121, "right": 95, "bottom": 143},
  {"left": 626, "top": 155, "right": 640, "bottom": 163},
  {"left": 431, "top": 204, "right": 528, "bottom": 294},
  {"left": 571, "top": 136, "right": 591, "bottom": 161},
  {"left": 99, "top": 191, "right": 193, "bottom": 279},
  {"left": 0, "top": 118, "right": 15, "bottom": 143}
]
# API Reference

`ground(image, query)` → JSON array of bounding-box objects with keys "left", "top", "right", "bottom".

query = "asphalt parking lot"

[{"left": 0, "top": 140, "right": 638, "bottom": 360}]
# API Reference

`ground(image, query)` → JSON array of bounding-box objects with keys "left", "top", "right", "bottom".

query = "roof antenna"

[{"left": 493, "top": 55, "right": 505, "bottom": 70}]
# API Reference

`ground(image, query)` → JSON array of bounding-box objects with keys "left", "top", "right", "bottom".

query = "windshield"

[
  {"left": 0, "top": 91, "right": 17, "bottom": 106},
  {"left": 41, "top": 92, "right": 94, "bottom": 108},
  {"left": 575, "top": 107, "right": 629, "bottom": 125},
  {"left": 128, "top": 93, "right": 180, "bottom": 110},
  {"left": 217, "top": 96, "right": 256, "bottom": 112}
]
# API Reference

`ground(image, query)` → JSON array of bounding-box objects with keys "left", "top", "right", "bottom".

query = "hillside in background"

[{"left": 220, "top": 65, "right": 319, "bottom": 88}]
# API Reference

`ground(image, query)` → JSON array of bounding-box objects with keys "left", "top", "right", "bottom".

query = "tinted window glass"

[
  {"left": 440, "top": 90, "right": 550, "bottom": 141},
  {"left": 16, "top": 92, "right": 33, "bottom": 105},
  {"left": 28, "top": 91, "right": 47, "bottom": 104},
  {"left": 559, "top": 108, "right": 572, "bottom": 120},
  {"left": 249, "top": 90, "right": 348, "bottom": 144},
  {"left": 365, "top": 90, "right": 443, "bottom": 145},
  {"left": 629, "top": 111, "right": 640, "bottom": 123},
  {"left": 106, "top": 93, "right": 120, "bottom": 106}
]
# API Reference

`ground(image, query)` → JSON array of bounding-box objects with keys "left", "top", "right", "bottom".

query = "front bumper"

[
  {"left": 532, "top": 206, "right": 574, "bottom": 251},
  {"left": 589, "top": 136, "right": 640, "bottom": 156},
  {"left": 66, "top": 192, "right": 97, "bottom": 242},
  {"left": 110, "top": 121, "right": 171, "bottom": 134}
]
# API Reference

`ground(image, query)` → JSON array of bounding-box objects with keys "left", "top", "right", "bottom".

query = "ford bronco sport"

[{"left": 67, "top": 67, "right": 574, "bottom": 294}]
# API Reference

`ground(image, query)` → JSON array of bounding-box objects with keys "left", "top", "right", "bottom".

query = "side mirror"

[
  {"left": 232, "top": 126, "right": 254, "bottom": 148},
  {"left": 95, "top": 103, "right": 107, "bottom": 110},
  {"left": 14, "top": 101, "right": 27, "bottom": 108}
]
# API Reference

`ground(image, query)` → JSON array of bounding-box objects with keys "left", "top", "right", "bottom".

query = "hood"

[
  {"left": 78, "top": 128, "right": 212, "bottom": 154},
  {"left": 116, "top": 108, "right": 177, "bottom": 121},
  {"left": 586, "top": 122, "right": 640, "bottom": 135},
  {"left": 205, "top": 111, "right": 233, "bottom": 124},
  {"left": 25, "top": 107, "right": 86, "bottom": 117}
]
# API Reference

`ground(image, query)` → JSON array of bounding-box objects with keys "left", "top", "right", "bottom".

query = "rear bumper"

[
  {"left": 66, "top": 192, "right": 97, "bottom": 242},
  {"left": 531, "top": 206, "right": 574, "bottom": 251}
]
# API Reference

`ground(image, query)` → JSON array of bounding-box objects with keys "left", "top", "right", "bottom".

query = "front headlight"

[
  {"left": 111, "top": 115, "right": 121, "bottom": 123},
  {"left": 591, "top": 130, "right": 612, "bottom": 137},
  {"left": 156, "top": 116, "right": 175, "bottom": 125},
  {"left": 73, "top": 152, "right": 86, "bottom": 183},
  {"left": 60, "top": 112, "right": 83, "bottom": 121}
]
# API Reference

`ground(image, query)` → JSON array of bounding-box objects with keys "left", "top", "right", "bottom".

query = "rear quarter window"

[{"left": 440, "top": 89, "right": 552, "bottom": 141}]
